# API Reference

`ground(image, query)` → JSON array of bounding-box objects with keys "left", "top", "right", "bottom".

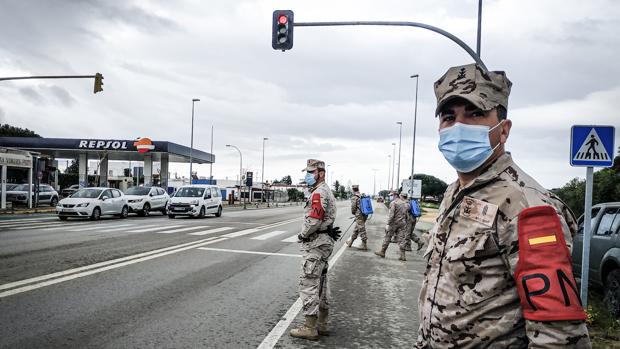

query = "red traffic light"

[{"left": 278, "top": 15, "right": 288, "bottom": 24}]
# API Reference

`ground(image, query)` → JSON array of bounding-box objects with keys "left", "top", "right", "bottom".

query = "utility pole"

[
  {"left": 396, "top": 121, "right": 403, "bottom": 191},
  {"left": 391, "top": 142, "right": 396, "bottom": 190},
  {"left": 189, "top": 98, "right": 200, "bottom": 183},
  {"left": 409, "top": 74, "right": 419, "bottom": 196}
]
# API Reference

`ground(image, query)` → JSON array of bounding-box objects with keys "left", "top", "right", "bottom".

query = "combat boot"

[
  {"left": 399, "top": 250, "right": 407, "bottom": 261},
  {"left": 374, "top": 247, "right": 386, "bottom": 258},
  {"left": 357, "top": 240, "right": 368, "bottom": 251},
  {"left": 317, "top": 309, "right": 330, "bottom": 336},
  {"left": 346, "top": 238, "right": 355, "bottom": 248},
  {"left": 290, "top": 315, "right": 319, "bottom": 340}
]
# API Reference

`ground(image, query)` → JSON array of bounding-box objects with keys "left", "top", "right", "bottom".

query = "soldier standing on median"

[
  {"left": 416, "top": 64, "right": 591, "bottom": 348},
  {"left": 346, "top": 184, "right": 368, "bottom": 251},
  {"left": 375, "top": 191, "right": 410, "bottom": 261},
  {"left": 290, "top": 159, "right": 340, "bottom": 341}
]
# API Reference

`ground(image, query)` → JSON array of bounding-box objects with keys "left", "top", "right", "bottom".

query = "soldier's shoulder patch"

[{"left": 514, "top": 205, "right": 586, "bottom": 321}]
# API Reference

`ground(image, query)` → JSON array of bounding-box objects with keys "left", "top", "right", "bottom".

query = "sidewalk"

[{"left": 277, "top": 203, "right": 427, "bottom": 348}]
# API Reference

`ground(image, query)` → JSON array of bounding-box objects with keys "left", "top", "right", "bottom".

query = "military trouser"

[
  {"left": 299, "top": 242, "right": 333, "bottom": 316},
  {"left": 349, "top": 214, "right": 367, "bottom": 243},
  {"left": 405, "top": 219, "right": 421, "bottom": 249},
  {"left": 382, "top": 223, "right": 408, "bottom": 251}
]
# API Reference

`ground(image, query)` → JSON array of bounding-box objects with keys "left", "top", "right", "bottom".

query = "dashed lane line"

[{"left": 197, "top": 247, "right": 301, "bottom": 258}]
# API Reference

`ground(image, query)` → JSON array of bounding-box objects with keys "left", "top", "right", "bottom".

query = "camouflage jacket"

[
  {"left": 388, "top": 198, "right": 410, "bottom": 229},
  {"left": 300, "top": 181, "right": 337, "bottom": 241},
  {"left": 351, "top": 193, "right": 362, "bottom": 216},
  {"left": 416, "top": 153, "right": 591, "bottom": 349}
]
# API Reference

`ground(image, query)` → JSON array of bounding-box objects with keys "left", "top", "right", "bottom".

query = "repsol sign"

[{"left": 78, "top": 140, "right": 129, "bottom": 150}]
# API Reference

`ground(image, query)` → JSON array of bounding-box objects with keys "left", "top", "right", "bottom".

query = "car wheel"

[
  {"left": 168, "top": 214, "right": 175, "bottom": 219},
  {"left": 215, "top": 205, "right": 222, "bottom": 217},
  {"left": 50, "top": 196, "right": 58, "bottom": 207},
  {"left": 119, "top": 206, "right": 129, "bottom": 219},
  {"left": 58, "top": 216, "right": 68, "bottom": 221},
  {"left": 199, "top": 206, "right": 206, "bottom": 218},
  {"left": 91, "top": 207, "right": 101, "bottom": 221},
  {"left": 142, "top": 203, "right": 151, "bottom": 217},
  {"left": 603, "top": 269, "right": 620, "bottom": 317}
]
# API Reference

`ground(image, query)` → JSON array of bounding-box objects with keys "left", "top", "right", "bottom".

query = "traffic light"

[
  {"left": 94, "top": 73, "right": 104, "bottom": 93},
  {"left": 272, "top": 10, "right": 294, "bottom": 51}
]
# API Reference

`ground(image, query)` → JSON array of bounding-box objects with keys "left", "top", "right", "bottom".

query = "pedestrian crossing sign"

[{"left": 570, "top": 125, "right": 615, "bottom": 167}]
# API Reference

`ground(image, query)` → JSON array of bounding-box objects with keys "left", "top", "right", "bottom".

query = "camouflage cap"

[
  {"left": 302, "top": 159, "right": 325, "bottom": 172},
  {"left": 399, "top": 191, "right": 408, "bottom": 198},
  {"left": 434, "top": 63, "right": 512, "bottom": 116},
  {"left": 352, "top": 184, "right": 359, "bottom": 190}
]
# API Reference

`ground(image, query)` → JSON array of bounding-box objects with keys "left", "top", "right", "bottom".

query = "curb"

[{"left": 0, "top": 208, "right": 56, "bottom": 215}]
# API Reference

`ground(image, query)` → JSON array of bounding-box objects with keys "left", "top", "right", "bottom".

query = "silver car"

[{"left": 6, "top": 184, "right": 59, "bottom": 207}]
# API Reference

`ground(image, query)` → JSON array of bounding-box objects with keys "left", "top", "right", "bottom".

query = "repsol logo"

[{"left": 78, "top": 140, "right": 129, "bottom": 150}]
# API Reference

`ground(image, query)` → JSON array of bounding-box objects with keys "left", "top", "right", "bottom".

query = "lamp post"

[
  {"left": 396, "top": 121, "right": 403, "bottom": 191},
  {"left": 410, "top": 74, "right": 419, "bottom": 197},
  {"left": 387, "top": 154, "right": 392, "bottom": 191},
  {"left": 327, "top": 164, "right": 331, "bottom": 187},
  {"left": 261, "top": 137, "right": 269, "bottom": 206},
  {"left": 391, "top": 142, "right": 396, "bottom": 189},
  {"left": 372, "top": 168, "right": 378, "bottom": 197},
  {"left": 189, "top": 98, "right": 200, "bottom": 183},
  {"left": 226, "top": 144, "right": 243, "bottom": 207}
]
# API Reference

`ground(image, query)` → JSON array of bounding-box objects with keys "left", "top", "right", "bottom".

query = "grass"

[{"left": 587, "top": 291, "right": 620, "bottom": 348}]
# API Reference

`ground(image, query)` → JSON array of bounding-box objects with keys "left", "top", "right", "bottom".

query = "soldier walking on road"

[
  {"left": 416, "top": 64, "right": 591, "bottom": 348},
  {"left": 405, "top": 206, "right": 424, "bottom": 251},
  {"left": 290, "top": 159, "right": 340, "bottom": 341},
  {"left": 346, "top": 184, "right": 368, "bottom": 250},
  {"left": 375, "top": 191, "right": 410, "bottom": 261}
]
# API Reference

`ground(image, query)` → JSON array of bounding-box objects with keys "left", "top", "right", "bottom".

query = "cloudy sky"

[{"left": 1, "top": 0, "right": 619, "bottom": 193}]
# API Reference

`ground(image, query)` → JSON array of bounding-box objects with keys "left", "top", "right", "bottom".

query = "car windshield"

[
  {"left": 13, "top": 184, "right": 30, "bottom": 191},
  {"left": 71, "top": 189, "right": 103, "bottom": 199},
  {"left": 3, "top": 184, "right": 18, "bottom": 191},
  {"left": 126, "top": 187, "right": 151, "bottom": 196},
  {"left": 174, "top": 187, "right": 205, "bottom": 197}
]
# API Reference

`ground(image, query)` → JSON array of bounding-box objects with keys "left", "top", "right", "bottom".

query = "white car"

[
  {"left": 167, "top": 185, "right": 223, "bottom": 218},
  {"left": 125, "top": 186, "right": 169, "bottom": 216},
  {"left": 57, "top": 187, "right": 128, "bottom": 220}
]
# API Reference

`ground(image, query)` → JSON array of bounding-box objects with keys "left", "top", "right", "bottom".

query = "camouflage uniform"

[
  {"left": 298, "top": 178, "right": 337, "bottom": 316},
  {"left": 406, "top": 213, "right": 423, "bottom": 247},
  {"left": 416, "top": 64, "right": 590, "bottom": 348},
  {"left": 381, "top": 197, "right": 410, "bottom": 251},
  {"left": 349, "top": 191, "right": 368, "bottom": 243}
]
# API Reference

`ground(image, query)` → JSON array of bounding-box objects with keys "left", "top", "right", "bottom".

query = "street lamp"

[
  {"left": 409, "top": 74, "right": 419, "bottom": 197},
  {"left": 391, "top": 142, "right": 396, "bottom": 190},
  {"left": 327, "top": 164, "right": 331, "bottom": 186},
  {"left": 396, "top": 121, "right": 403, "bottom": 191},
  {"left": 226, "top": 144, "right": 242, "bottom": 206},
  {"left": 372, "top": 168, "right": 378, "bottom": 197},
  {"left": 387, "top": 154, "right": 392, "bottom": 191},
  {"left": 189, "top": 98, "right": 200, "bottom": 183},
  {"left": 261, "top": 137, "right": 269, "bottom": 205}
]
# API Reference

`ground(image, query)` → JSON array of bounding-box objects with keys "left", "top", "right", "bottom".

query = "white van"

[{"left": 167, "top": 185, "right": 223, "bottom": 218}]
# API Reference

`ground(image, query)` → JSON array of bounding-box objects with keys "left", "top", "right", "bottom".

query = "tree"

[
  {"left": 281, "top": 175, "right": 292, "bottom": 185},
  {"left": 333, "top": 180, "right": 340, "bottom": 193},
  {"left": 65, "top": 160, "right": 79, "bottom": 174},
  {"left": 287, "top": 188, "right": 305, "bottom": 202},
  {"left": 0, "top": 124, "right": 40, "bottom": 137},
  {"left": 410, "top": 174, "right": 448, "bottom": 199}
]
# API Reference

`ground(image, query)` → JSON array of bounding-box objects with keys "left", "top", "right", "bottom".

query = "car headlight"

[
  {"left": 76, "top": 202, "right": 90, "bottom": 207},
  {"left": 190, "top": 200, "right": 199, "bottom": 206}
]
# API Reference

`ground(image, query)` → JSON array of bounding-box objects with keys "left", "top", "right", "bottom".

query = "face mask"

[
  {"left": 305, "top": 172, "right": 316, "bottom": 186},
  {"left": 438, "top": 121, "right": 503, "bottom": 173}
]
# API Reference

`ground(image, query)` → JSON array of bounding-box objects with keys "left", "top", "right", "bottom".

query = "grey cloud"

[
  {"left": 46, "top": 85, "right": 77, "bottom": 107},
  {"left": 78, "top": 0, "right": 180, "bottom": 32},
  {"left": 19, "top": 87, "right": 45, "bottom": 105}
]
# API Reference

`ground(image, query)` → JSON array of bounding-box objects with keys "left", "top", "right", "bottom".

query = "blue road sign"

[{"left": 570, "top": 125, "right": 615, "bottom": 167}]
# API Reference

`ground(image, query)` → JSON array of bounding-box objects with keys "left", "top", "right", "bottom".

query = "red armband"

[
  {"left": 308, "top": 193, "right": 325, "bottom": 220},
  {"left": 514, "top": 205, "right": 586, "bottom": 321}
]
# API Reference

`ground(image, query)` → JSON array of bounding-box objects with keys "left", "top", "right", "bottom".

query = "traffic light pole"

[
  {"left": 293, "top": 21, "right": 487, "bottom": 71},
  {"left": 0, "top": 74, "right": 105, "bottom": 93}
]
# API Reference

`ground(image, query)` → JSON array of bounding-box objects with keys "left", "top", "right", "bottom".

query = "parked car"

[
  {"left": 57, "top": 187, "right": 128, "bottom": 220},
  {"left": 61, "top": 184, "right": 80, "bottom": 198},
  {"left": 167, "top": 185, "right": 222, "bottom": 218},
  {"left": 125, "top": 186, "right": 169, "bottom": 216},
  {"left": 6, "top": 184, "right": 59, "bottom": 207},
  {"left": 572, "top": 202, "right": 620, "bottom": 317}
]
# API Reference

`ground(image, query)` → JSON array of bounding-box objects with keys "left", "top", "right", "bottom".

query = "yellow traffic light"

[{"left": 94, "top": 73, "right": 104, "bottom": 93}]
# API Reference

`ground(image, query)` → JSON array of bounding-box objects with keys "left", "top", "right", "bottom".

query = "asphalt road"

[{"left": 0, "top": 202, "right": 356, "bottom": 349}]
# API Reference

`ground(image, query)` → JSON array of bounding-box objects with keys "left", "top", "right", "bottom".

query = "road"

[{"left": 0, "top": 201, "right": 422, "bottom": 349}]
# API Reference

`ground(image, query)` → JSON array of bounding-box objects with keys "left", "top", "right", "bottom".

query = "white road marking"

[
  {"left": 155, "top": 226, "right": 210, "bottom": 234},
  {"left": 0, "top": 237, "right": 227, "bottom": 298},
  {"left": 221, "top": 228, "right": 260, "bottom": 238},
  {"left": 188, "top": 227, "right": 234, "bottom": 236},
  {"left": 281, "top": 234, "right": 299, "bottom": 243},
  {"left": 197, "top": 247, "right": 301, "bottom": 258},
  {"left": 251, "top": 230, "right": 289, "bottom": 241},
  {"left": 66, "top": 223, "right": 136, "bottom": 232},
  {"left": 256, "top": 241, "right": 348, "bottom": 349},
  {"left": 36, "top": 222, "right": 94, "bottom": 231},
  {"left": 5, "top": 222, "right": 62, "bottom": 230},
  {"left": 126, "top": 225, "right": 184, "bottom": 233},
  {"left": 0, "top": 217, "right": 57, "bottom": 225}
]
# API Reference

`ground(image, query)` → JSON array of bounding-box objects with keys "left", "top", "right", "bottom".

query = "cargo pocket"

[
  {"left": 445, "top": 230, "right": 506, "bottom": 307},
  {"left": 302, "top": 256, "right": 322, "bottom": 278}
]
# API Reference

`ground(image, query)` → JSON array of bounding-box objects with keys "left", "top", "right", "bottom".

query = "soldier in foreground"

[
  {"left": 346, "top": 184, "right": 368, "bottom": 250},
  {"left": 416, "top": 64, "right": 591, "bottom": 348},
  {"left": 375, "top": 191, "right": 410, "bottom": 261},
  {"left": 290, "top": 159, "right": 339, "bottom": 341}
]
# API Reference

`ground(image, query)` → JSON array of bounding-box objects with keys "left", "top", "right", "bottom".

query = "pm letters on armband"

[
  {"left": 514, "top": 205, "right": 586, "bottom": 321},
  {"left": 308, "top": 193, "right": 325, "bottom": 219}
]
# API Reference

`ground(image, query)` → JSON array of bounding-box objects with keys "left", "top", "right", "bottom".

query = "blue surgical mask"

[
  {"left": 438, "top": 121, "right": 503, "bottom": 173},
  {"left": 305, "top": 172, "right": 316, "bottom": 186}
]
